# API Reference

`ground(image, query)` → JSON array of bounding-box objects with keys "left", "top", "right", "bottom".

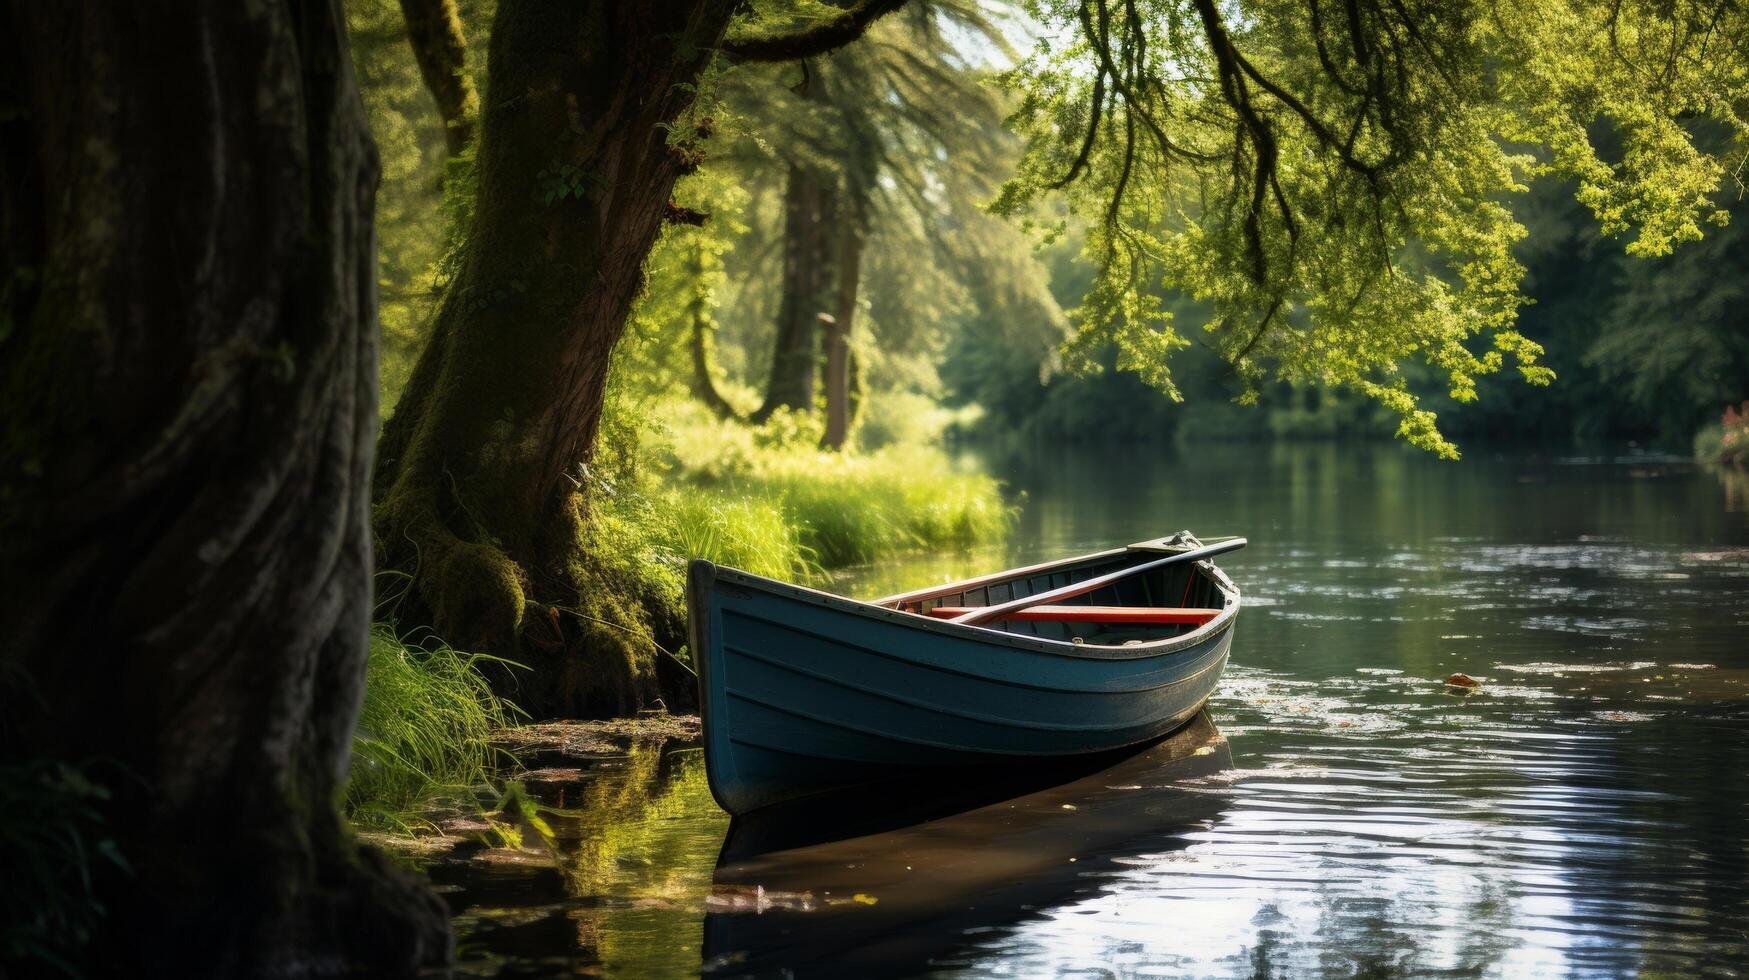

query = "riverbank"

[{"left": 351, "top": 402, "right": 1013, "bottom": 826}]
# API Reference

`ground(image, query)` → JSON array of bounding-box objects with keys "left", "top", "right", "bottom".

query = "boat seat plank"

[{"left": 923, "top": 606, "right": 1223, "bottom": 625}]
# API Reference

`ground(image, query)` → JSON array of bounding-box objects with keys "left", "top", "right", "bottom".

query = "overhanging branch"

[{"left": 722, "top": 0, "right": 911, "bottom": 63}]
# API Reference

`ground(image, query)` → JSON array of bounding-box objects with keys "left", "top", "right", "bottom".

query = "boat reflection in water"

[{"left": 703, "top": 711, "right": 1233, "bottom": 977}]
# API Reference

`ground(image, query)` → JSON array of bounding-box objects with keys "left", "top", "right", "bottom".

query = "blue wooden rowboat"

[{"left": 687, "top": 530, "right": 1243, "bottom": 816}]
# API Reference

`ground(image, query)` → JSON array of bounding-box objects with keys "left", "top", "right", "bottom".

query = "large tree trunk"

[
  {"left": 398, "top": 0, "right": 477, "bottom": 157},
  {"left": 375, "top": 0, "right": 736, "bottom": 718},
  {"left": 754, "top": 160, "right": 836, "bottom": 422},
  {"left": 821, "top": 204, "right": 866, "bottom": 450},
  {"left": 0, "top": 1, "right": 449, "bottom": 976}
]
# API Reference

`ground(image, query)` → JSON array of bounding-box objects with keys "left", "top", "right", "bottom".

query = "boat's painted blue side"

[{"left": 689, "top": 545, "right": 1240, "bottom": 816}]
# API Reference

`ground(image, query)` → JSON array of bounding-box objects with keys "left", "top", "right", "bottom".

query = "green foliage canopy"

[{"left": 994, "top": 0, "right": 1748, "bottom": 456}]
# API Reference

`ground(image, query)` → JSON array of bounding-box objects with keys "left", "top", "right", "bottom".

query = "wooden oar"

[
  {"left": 948, "top": 537, "right": 1248, "bottom": 626},
  {"left": 926, "top": 606, "right": 1223, "bottom": 625}
]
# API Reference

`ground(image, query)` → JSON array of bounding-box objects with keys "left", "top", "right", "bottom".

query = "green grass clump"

[
  {"left": 554, "top": 392, "right": 1009, "bottom": 653},
  {"left": 654, "top": 402, "right": 1013, "bottom": 570},
  {"left": 347, "top": 626, "right": 521, "bottom": 824},
  {"left": 658, "top": 492, "right": 820, "bottom": 581},
  {"left": 747, "top": 448, "right": 1011, "bottom": 566}
]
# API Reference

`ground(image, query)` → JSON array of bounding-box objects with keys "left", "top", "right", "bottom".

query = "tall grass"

[
  {"left": 748, "top": 448, "right": 1011, "bottom": 566},
  {"left": 346, "top": 626, "right": 521, "bottom": 825},
  {"left": 655, "top": 401, "right": 1012, "bottom": 571},
  {"left": 657, "top": 492, "right": 821, "bottom": 581}
]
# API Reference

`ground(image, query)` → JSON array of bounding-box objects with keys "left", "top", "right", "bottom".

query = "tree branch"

[{"left": 722, "top": 0, "right": 911, "bottom": 63}]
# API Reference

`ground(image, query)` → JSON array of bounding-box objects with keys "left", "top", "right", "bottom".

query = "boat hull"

[{"left": 689, "top": 554, "right": 1237, "bottom": 816}]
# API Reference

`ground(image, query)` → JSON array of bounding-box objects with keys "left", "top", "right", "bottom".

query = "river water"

[{"left": 448, "top": 444, "right": 1749, "bottom": 978}]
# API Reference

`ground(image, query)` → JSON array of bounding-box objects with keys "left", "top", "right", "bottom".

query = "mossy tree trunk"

[
  {"left": 398, "top": 0, "right": 478, "bottom": 157},
  {"left": 0, "top": 1, "right": 448, "bottom": 975},
  {"left": 374, "top": 0, "right": 741, "bottom": 718}
]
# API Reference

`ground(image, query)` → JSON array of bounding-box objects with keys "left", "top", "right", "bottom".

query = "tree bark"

[
  {"left": 821, "top": 205, "right": 866, "bottom": 450},
  {"left": 398, "top": 0, "right": 477, "bottom": 158},
  {"left": 374, "top": 0, "right": 739, "bottom": 718},
  {"left": 0, "top": 1, "right": 449, "bottom": 975}
]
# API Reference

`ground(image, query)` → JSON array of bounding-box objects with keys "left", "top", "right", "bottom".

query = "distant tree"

[
  {"left": 346, "top": 0, "right": 476, "bottom": 405},
  {"left": 687, "top": 237, "right": 748, "bottom": 420},
  {"left": 749, "top": 60, "right": 841, "bottom": 423},
  {"left": 397, "top": 0, "right": 478, "bottom": 157},
  {"left": 717, "top": 1, "right": 1066, "bottom": 440}
]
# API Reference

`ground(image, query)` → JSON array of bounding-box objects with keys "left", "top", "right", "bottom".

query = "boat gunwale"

[{"left": 700, "top": 546, "right": 1240, "bottom": 661}]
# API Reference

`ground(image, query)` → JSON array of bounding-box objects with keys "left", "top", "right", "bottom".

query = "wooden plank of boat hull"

[{"left": 922, "top": 606, "right": 1223, "bottom": 625}]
